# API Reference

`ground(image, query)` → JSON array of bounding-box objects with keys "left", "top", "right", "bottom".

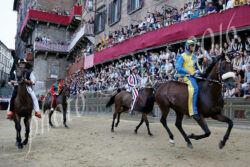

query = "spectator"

[
  {"left": 207, "top": 2, "right": 217, "bottom": 14},
  {"left": 243, "top": 82, "right": 250, "bottom": 99}
]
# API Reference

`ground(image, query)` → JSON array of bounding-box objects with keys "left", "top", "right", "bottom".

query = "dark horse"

[
  {"left": 155, "top": 53, "right": 235, "bottom": 149},
  {"left": 106, "top": 78, "right": 156, "bottom": 136},
  {"left": 43, "top": 85, "right": 70, "bottom": 128},
  {"left": 13, "top": 66, "right": 33, "bottom": 149}
]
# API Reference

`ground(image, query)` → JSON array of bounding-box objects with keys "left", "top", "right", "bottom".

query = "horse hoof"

[
  {"left": 50, "top": 124, "right": 54, "bottom": 128},
  {"left": 18, "top": 144, "right": 23, "bottom": 149},
  {"left": 22, "top": 140, "right": 28, "bottom": 145},
  {"left": 169, "top": 139, "right": 175, "bottom": 144},
  {"left": 111, "top": 129, "right": 114, "bottom": 132},
  {"left": 148, "top": 133, "right": 153, "bottom": 136},
  {"left": 187, "top": 143, "right": 193, "bottom": 149},
  {"left": 115, "top": 124, "right": 118, "bottom": 127},
  {"left": 219, "top": 141, "right": 225, "bottom": 149},
  {"left": 64, "top": 124, "right": 69, "bottom": 128},
  {"left": 134, "top": 130, "right": 137, "bottom": 134}
]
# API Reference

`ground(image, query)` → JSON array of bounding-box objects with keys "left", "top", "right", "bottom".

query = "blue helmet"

[{"left": 185, "top": 40, "right": 196, "bottom": 48}]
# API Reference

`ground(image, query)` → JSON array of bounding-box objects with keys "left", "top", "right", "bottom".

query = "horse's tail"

[{"left": 106, "top": 88, "right": 121, "bottom": 108}]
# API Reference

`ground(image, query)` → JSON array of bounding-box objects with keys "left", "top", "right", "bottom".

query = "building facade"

[
  {"left": 94, "top": 0, "right": 189, "bottom": 45},
  {"left": 0, "top": 41, "right": 13, "bottom": 84},
  {"left": 13, "top": 0, "right": 95, "bottom": 95}
]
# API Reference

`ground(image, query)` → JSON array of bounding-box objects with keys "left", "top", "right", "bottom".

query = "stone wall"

[{"left": 33, "top": 53, "right": 70, "bottom": 95}]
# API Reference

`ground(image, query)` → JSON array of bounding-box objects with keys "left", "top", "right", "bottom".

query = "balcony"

[
  {"left": 20, "top": 5, "right": 82, "bottom": 41},
  {"left": 68, "top": 23, "right": 94, "bottom": 52},
  {"left": 33, "top": 23, "right": 94, "bottom": 54},
  {"left": 34, "top": 42, "right": 68, "bottom": 53}
]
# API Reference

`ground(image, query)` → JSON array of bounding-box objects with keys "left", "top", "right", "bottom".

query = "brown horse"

[
  {"left": 43, "top": 85, "right": 70, "bottom": 128},
  {"left": 13, "top": 66, "right": 33, "bottom": 149},
  {"left": 106, "top": 78, "right": 156, "bottom": 136},
  {"left": 155, "top": 53, "right": 235, "bottom": 149}
]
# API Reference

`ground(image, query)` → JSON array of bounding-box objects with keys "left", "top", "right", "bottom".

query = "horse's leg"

[
  {"left": 144, "top": 114, "right": 153, "bottom": 136},
  {"left": 111, "top": 102, "right": 121, "bottom": 132},
  {"left": 175, "top": 113, "right": 193, "bottom": 149},
  {"left": 111, "top": 112, "right": 117, "bottom": 132},
  {"left": 63, "top": 105, "right": 68, "bottom": 128},
  {"left": 22, "top": 117, "right": 31, "bottom": 145},
  {"left": 188, "top": 115, "right": 211, "bottom": 140},
  {"left": 160, "top": 107, "right": 174, "bottom": 143},
  {"left": 134, "top": 114, "right": 144, "bottom": 134},
  {"left": 15, "top": 117, "right": 23, "bottom": 149},
  {"left": 115, "top": 112, "right": 121, "bottom": 127},
  {"left": 211, "top": 113, "right": 233, "bottom": 149},
  {"left": 49, "top": 110, "right": 54, "bottom": 128}
]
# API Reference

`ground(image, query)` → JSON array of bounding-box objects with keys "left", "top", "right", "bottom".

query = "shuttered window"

[
  {"left": 108, "top": 0, "right": 122, "bottom": 26},
  {"left": 127, "top": 0, "right": 143, "bottom": 14},
  {"left": 94, "top": 7, "right": 106, "bottom": 34}
]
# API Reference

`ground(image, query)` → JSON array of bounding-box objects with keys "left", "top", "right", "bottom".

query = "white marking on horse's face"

[{"left": 222, "top": 72, "right": 236, "bottom": 80}]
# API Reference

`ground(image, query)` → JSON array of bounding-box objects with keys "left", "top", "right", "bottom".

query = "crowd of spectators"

[
  {"left": 95, "top": 0, "right": 250, "bottom": 52},
  {"left": 66, "top": 35, "right": 250, "bottom": 98}
]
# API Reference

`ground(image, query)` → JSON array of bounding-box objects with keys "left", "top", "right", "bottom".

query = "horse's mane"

[{"left": 202, "top": 55, "right": 222, "bottom": 78}]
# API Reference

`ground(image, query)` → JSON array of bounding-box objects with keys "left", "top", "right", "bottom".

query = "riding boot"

[
  {"left": 7, "top": 111, "right": 13, "bottom": 119},
  {"left": 35, "top": 111, "right": 42, "bottom": 118},
  {"left": 192, "top": 114, "right": 201, "bottom": 121}
]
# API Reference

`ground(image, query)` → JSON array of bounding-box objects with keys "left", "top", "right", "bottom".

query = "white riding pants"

[{"left": 26, "top": 87, "right": 40, "bottom": 112}]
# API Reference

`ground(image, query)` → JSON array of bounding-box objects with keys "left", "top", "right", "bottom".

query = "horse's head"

[
  {"left": 16, "top": 65, "right": 26, "bottom": 84},
  {"left": 216, "top": 53, "right": 235, "bottom": 89},
  {"left": 145, "top": 75, "right": 158, "bottom": 88}
]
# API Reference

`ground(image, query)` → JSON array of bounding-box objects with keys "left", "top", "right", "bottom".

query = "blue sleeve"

[{"left": 175, "top": 54, "right": 189, "bottom": 77}]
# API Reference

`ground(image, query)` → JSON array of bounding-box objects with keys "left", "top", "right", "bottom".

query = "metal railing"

[
  {"left": 67, "top": 91, "right": 250, "bottom": 122},
  {"left": 34, "top": 41, "right": 68, "bottom": 53}
]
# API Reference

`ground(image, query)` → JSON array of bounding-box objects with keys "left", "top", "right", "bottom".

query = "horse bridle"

[{"left": 17, "top": 67, "right": 27, "bottom": 84}]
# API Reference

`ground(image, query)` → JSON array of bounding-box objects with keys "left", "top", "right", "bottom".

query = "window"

[
  {"left": 94, "top": 7, "right": 106, "bottom": 34},
  {"left": 51, "top": 65, "right": 58, "bottom": 75},
  {"left": 127, "top": 0, "right": 143, "bottom": 14},
  {"left": 88, "top": 0, "right": 93, "bottom": 11},
  {"left": 108, "top": 0, "right": 122, "bottom": 25}
]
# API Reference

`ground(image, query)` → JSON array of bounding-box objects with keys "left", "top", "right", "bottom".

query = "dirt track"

[{"left": 0, "top": 111, "right": 250, "bottom": 167}]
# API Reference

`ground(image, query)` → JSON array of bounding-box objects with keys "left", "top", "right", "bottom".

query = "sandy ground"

[{"left": 0, "top": 111, "right": 250, "bottom": 167}]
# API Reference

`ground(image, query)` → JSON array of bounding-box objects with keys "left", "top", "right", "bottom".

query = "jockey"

[
  {"left": 50, "top": 77, "right": 63, "bottom": 111},
  {"left": 128, "top": 66, "right": 139, "bottom": 115},
  {"left": 175, "top": 40, "right": 202, "bottom": 120},
  {"left": 7, "top": 59, "right": 42, "bottom": 119}
]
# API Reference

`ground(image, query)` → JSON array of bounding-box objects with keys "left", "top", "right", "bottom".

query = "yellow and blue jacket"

[{"left": 175, "top": 50, "right": 202, "bottom": 77}]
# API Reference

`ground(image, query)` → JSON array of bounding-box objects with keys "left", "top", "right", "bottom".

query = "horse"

[
  {"left": 13, "top": 66, "right": 34, "bottom": 149},
  {"left": 43, "top": 85, "right": 70, "bottom": 128},
  {"left": 155, "top": 53, "right": 235, "bottom": 149},
  {"left": 106, "top": 77, "right": 156, "bottom": 136}
]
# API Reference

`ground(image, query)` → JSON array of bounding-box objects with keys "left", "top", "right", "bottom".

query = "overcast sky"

[{"left": 0, "top": 0, "right": 17, "bottom": 50}]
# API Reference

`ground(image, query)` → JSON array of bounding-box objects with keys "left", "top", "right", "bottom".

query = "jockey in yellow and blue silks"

[{"left": 175, "top": 40, "right": 202, "bottom": 119}]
